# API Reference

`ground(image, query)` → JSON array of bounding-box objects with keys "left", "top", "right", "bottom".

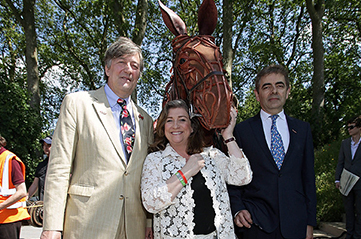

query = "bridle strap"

[
  {"left": 173, "top": 36, "right": 225, "bottom": 101},
  {"left": 174, "top": 68, "right": 224, "bottom": 102},
  {"left": 188, "top": 70, "right": 224, "bottom": 93}
]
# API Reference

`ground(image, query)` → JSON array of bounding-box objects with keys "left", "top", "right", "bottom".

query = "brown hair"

[
  {"left": 255, "top": 64, "right": 290, "bottom": 92},
  {"left": 0, "top": 134, "right": 7, "bottom": 147},
  {"left": 149, "top": 100, "right": 205, "bottom": 154},
  {"left": 103, "top": 37, "right": 144, "bottom": 82},
  {"left": 347, "top": 116, "right": 361, "bottom": 127}
]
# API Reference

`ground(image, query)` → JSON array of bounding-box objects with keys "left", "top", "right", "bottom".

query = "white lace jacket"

[{"left": 141, "top": 145, "right": 252, "bottom": 239}]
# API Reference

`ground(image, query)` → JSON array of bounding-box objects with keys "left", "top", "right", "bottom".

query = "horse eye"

[{"left": 179, "top": 58, "right": 186, "bottom": 64}]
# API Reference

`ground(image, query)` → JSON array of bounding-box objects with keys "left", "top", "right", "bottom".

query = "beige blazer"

[{"left": 43, "top": 86, "right": 154, "bottom": 239}]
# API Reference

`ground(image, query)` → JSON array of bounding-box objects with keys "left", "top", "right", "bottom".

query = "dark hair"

[
  {"left": 347, "top": 116, "right": 361, "bottom": 127},
  {"left": 149, "top": 100, "right": 205, "bottom": 154},
  {"left": 103, "top": 37, "right": 144, "bottom": 82},
  {"left": 0, "top": 134, "right": 7, "bottom": 147},
  {"left": 255, "top": 64, "right": 290, "bottom": 92}
]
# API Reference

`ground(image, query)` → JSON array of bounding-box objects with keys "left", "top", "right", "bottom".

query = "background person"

[
  {"left": 28, "top": 136, "right": 52, "bottom": 201},
  {"left": 228, "top": 64, "right": 317, "bottom": 239},
  {"left": 335, "top": 116, "right": 361, "bottom": 239},
  {"left": 0, "top": 134, "right": 30, "bottom": 239},
  {"left": 141, "top": 99, "right": 252, "bottom": 238},
  {"left": 40, "top": 37, "right": 154, "bottom": 239}
]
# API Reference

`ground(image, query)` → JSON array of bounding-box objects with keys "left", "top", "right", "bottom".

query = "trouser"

[
  {"left": 344, "top": 188, "right": 361, "bottom": 239},
  {"left": 0, "top": 220, "right": 22, "bottom": 239},
  {"left": 238, "top": 224, "right": 306, "bottom": 239},
  {"left": 240, "top": 224, "right": 286, "bottom": 239}
]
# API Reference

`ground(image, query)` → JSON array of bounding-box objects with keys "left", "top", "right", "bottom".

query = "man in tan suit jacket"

[{"left": 40, "top": 37, "right": 154, "bottom": 239}]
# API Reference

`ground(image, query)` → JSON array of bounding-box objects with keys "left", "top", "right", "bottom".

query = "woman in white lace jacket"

[{"left": 141, "top": 100, "right": 252, "bottom": 239}]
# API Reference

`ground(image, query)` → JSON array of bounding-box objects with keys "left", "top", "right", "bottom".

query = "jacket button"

[
  {"left": 124, "top": 171, "right": 129, "bottom": 176},
  {"left": 119, "top": 195, "right": 124, "bottom": 200}
]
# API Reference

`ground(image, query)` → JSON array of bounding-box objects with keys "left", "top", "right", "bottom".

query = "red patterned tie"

[{"left": 117, "top": 99, "right": 135, "bottom": 161}]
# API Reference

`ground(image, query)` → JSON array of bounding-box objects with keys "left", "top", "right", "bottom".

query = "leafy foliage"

[
  {"left": 314, "top": 140, "right": 344, "bottom": 222},
  {"left": 0, "top": 73, "right": 43, "bottom": 185}
]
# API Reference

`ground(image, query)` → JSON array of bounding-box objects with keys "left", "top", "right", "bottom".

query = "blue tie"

[{"left": 270, "top": 115, "right": 285, "bottom": 170}]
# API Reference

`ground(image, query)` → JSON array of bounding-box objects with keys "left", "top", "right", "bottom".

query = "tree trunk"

[
  {"left": 24, "top": 0, "right": 40, "bottom": 111},
  {"left": 222, "top": 0, "right": 234, "bottom": 88},
  {"left": 132, "top": 0, "right": 148, "bottom": 46},
  {"left": 5, "top": 0, "right": 40, "bottom": 111},
  {"left": 306, "top": 0, "right": 325, "bottom": 147},
  {"left": 131, "top": 0, "right": 148, "bottom": 104}
]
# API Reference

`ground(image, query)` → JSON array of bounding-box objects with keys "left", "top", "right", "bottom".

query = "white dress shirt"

[
  {"left": 260, "top": 109, "right": 290, "bottom": 153},
  {"left": 351, "top": 137, "right": 361, "bottom": 160},
  {"left": 104, "top": 84, "right": 136, "bottom": 160}
]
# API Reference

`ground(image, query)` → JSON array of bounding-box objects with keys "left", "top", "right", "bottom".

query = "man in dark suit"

[
  {"left": 228, "top": 64, "right": 317, "bottom": 239},
  {"left": 335, "top": 116, "right": 361, "bottom": 239}
]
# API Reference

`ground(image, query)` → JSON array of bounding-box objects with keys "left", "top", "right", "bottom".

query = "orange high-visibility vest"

[{"left": 0, "top": 150, "right": 30, "bottom": 223}]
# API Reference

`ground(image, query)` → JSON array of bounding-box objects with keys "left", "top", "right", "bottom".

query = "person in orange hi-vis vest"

[{"left": 0, "top": 134, "right": 30, "bottom": 239}]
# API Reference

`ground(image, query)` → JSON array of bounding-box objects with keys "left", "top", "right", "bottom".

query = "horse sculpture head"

[{"left": 159, "top": 0, "right": 233, "bottom": 131}]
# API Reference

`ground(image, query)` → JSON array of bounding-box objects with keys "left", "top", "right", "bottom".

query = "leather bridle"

[{"left": 163, "top": 34, "right": 232, "bottom": 130}]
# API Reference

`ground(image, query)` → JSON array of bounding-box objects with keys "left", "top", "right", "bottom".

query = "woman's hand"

[
  {"left": 220, "top": 106, "right": 246, "bottom": 160},
  {"left": 221, "top": 106, "right": 237, "bottom": 140},
  {"left": 166, "top": 153, "right": 205, "bottom": 201},
  {"left": 182, "top": 154, "right": 205, "bottom": 177}
]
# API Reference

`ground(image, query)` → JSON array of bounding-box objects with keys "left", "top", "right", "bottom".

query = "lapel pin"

[
  {"left": 100, "top": 111, "right": 107, "bottom": 115},
  {"left": 139, "top": 114, "right": 144, "bottom": 120},
  {"left": 292, "top": 129, "right": 297, "bottom": 134}
]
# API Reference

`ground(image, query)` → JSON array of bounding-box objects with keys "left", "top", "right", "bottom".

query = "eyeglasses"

[{"left": 347, "top": 125, "right": 357, "bottom": 130}]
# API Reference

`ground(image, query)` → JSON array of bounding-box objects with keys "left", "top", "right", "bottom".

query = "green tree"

[
  {"left": 306, "top": 0, "right": 325, "bottom": 147},
  {"left": 4, "top": 0, "right": 40, "bottom": 112},
  {"left": 0, "top": 74, "right": 42, "bottom": 184},
  {"left": 1, "top": 0, "right": 43, "bottom": 184},
  {"left": 321, "top": 0, "right": 361, "bottom": 143},
  {"left": 230, "top": 1, "right": 313, "bottom": 121},
  {"left": 314, "top": 140, "right": 344, "bottom": 222}
]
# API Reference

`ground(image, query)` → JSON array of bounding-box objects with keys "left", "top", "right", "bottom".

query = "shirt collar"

[
  {"left": 162, "top": 144, "right": 180, "bottom": 158},
  {"left": 351, "top": 137, "right": 361, "bottom": 146},
  {"left": 161, "top": 144, "right": 210, "bottom": 158},
  {"left": 104, "top": 84, "right": 131, "bottom": 108},
  {"left": 260, "top": 109, "right": 285, "bottom": 121}
]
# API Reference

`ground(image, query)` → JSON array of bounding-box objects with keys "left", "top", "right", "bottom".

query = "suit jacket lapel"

[
  {"left": 283, "top": 115, "right": 297, "bottom": 168},
  {"left": 91, "top": 86, "right": 127, "bottom": 166},
  {"left": 251, "top": 114, "right": 277, "bottom": 169},
  {"left": 344, "top": 138, "right": 352, "bottom": 162}
]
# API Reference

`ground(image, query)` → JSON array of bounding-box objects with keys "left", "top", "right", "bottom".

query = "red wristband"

[{"left": 177, "top": 170, "right": 188, "bottom": 184}]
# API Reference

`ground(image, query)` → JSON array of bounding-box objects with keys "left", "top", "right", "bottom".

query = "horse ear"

[
  {"left": 158, "top": 0, "right": 187, "bottom": 36},
  {"left": 198, "top": 0, "right": 218, "bottom": 35}
]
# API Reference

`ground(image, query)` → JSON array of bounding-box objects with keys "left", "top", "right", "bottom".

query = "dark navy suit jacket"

[
  {"left": 228, "top": 112, "right": 317, "bottom": 238},
  {"left": 335, "top": 137, "right": 361, "bottom": 190}
]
